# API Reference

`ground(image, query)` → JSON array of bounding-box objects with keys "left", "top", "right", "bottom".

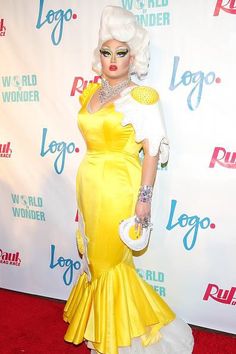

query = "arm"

[
  {"left": 115, "top": 86, "right": 168, "bottom": 226},
  {"left": 135, "top": 139, "right": 159, "bottom": 228}
]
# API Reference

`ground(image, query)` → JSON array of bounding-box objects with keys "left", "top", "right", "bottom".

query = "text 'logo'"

[
  {"left": 166, "top": 199, "right": 215, "bottom": 250},
  {"left": 40, "top": 128, "right": 79, "bottom": 174},
  {"left": 36, "top": 0, "right": 79, "bottom": 45},
  {"left": 169, "top": 56, "right": 221, "bottom": 111},
  {"left": 49, "top": 244, "right": 81, "bottom": 285}
]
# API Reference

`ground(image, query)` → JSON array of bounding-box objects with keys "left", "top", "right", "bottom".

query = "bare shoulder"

[{"left": 130, "top": 86, "right": 159, "bottom": 105}]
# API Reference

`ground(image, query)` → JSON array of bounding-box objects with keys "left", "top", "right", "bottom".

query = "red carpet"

[{"left": 0, "top": 288, "right": 235, "bottom": 354}]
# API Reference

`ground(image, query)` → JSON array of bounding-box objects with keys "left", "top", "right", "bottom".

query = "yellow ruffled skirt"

[{"left": 64, "top": 259, "right": 176, "bottom": 353}]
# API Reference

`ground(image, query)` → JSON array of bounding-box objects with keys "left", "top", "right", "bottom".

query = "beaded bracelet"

[{"left": 138, "top": 185, "right": 153, "bottom": 203}]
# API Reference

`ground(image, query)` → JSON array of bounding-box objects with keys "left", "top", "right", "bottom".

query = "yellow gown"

[{"left": 63, "top": 83, "right": 193, "bottom": 354}]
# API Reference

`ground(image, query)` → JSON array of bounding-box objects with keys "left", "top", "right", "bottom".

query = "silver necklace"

[{"left": 99, "top": 77, "right": 130, "bottom": 104}]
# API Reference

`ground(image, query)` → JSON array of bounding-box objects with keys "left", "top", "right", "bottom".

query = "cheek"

[
  {"left": 100, "top": 56, "right": 110, "bottom": 69},
  {"left": 119, "top": 57, "right": 132, "bottom": 70}
]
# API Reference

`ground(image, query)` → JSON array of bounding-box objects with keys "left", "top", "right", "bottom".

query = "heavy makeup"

[{"left": 99, "top": 39, "right": 133, "bottom": 84}]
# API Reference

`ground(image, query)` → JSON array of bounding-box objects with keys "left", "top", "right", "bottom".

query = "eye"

[
  {"left": 100, "top": 49, "right": 111, "bottom": 57},
  {"left": 116, "top": 49, "right": 129, "bottom": 58}
]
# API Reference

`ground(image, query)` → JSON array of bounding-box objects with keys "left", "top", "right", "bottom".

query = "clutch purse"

[{"left": 119, "top": 216, "right": 153, "bottom": 251}]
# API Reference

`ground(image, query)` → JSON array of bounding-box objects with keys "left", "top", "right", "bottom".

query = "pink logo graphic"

[
  {"left": 75, "top": 210, "right": 79, "bottom": 222},
  {"left": 0, "top": 19, "right": 6, "bottom": 36},
  {"left": 0, "top": 142, "right": 12, "bottom": 158},
  {"left": 0, "top": 249, "right": 21, "bottom": 266},
  {"left": 209, "top": 147, "right": 236, "bottom": 169},
  {"left": 203, "top": 283, "right": 236, "bottom": 305},
  {"left": 70, "top": 75, "right": 101, "bottom": 96},
  {"left": 214, "top": 0, "right": 236, "bottom": 16}
]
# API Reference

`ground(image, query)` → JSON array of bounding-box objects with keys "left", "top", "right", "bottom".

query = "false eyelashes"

[
  {"left": 99, "top": 49, "right": 111, "bottom": 57},
  {"left": 100, "top": 48, "right": 129, "bottom": 58},
  {"left": 116, "top": 49, "right": 129, "bottom": 57}
]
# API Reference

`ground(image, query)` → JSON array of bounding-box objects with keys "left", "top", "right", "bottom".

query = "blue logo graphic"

[
  {"left": 169, "top": 56, "right": 221, "bottom": 110},
  {"left": 1, "top": 74, "right": 39, "bottom": 103},
  {"left": 121, "top": 0, "right": 170, "bottom": 27},
  {"left": 40, "top": 128, "right": 79, "bottom": 174},
  {"left": 36, "top": 0, "right": 79, "bottom": 45},
  {"left": 137, "top": 268, "right": 166, "bottom": 296},
  {"left": 166, "top": 199, "right": 215, "bottom": 250},
  {"left": 49, "top": 244, "right": 81, "bottom": 286},
  {"left": 122, "top": 0, "right": 169, "bottom": 11},
  {"left": 11, "top": 193, "right": 46, "bottom": 221}
]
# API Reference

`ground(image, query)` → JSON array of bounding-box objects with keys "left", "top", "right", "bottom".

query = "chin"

[{"left": 104, "top": 71, "right": 129, "bottom": 81}]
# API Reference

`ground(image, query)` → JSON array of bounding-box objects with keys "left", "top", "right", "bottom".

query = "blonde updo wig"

[{"left": 92, "top": 6, "right": 150, "bottom": 79}]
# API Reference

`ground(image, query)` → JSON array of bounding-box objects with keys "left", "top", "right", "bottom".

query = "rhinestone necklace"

[{"left": 99, "top": 77, "right": 131, "bottom": 104}]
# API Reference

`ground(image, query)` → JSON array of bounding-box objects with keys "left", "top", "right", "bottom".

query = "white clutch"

[{"left": 119, "top": 216, "right": 153, "bottom": 251}]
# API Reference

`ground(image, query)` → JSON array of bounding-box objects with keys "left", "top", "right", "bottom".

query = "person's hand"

[{"left": 135, "top": 200, "right": 151, "bottom": 231}]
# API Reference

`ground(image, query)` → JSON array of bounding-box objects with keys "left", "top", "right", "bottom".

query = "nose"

[{"left": 111, "top": 52, "right": 117, "bottom": 63}]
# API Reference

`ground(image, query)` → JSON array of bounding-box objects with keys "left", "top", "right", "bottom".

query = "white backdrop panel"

[{"left": 0, "top": 0, "right": 235, "bottom": 334}]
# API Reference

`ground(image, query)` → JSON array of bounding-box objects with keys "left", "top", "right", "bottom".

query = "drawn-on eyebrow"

[
  {"left": 100, "top": 48, "right": 112, "bottom": 56},
  {"left": 99, "top": 47, "right": 129, "bottom": 57},
  {"left": 116, "top": 46, "right": 129, "bottom": 50}
]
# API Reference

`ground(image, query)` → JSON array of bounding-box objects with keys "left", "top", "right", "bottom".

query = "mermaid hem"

[{"left": 63, "top": 262, "right": 177, "bottom": 354}]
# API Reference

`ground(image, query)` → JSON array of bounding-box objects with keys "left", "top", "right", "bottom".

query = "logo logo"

[
  {"left": 169, "top": 56, "right": 221, "bottom": 111},
  {"left": 1, "top": 74, "right": 39, "bottom": 103},
  {"left": 0, "top": 19, "right": 6, "bottom": 36},
  {"left": 40, "top": 128, "right": 80, "bottom": 174},
  {"left": 70, "top": 75, "right": 101, "bottom": 96},
  {"left": 36, "top": 0, "right": 79, "bottom": 46},
  {"left": 203, "top": 283, "right": 236, "bottom": 305},
  {"left": 209, "top": 147, "right": 236, "bottom": 169},
  {"left": 49, "top": 244, "right": 81, "bottom": 285},
  {"left": 0, "top": 248, "right": 21, "bottom": 266},
  {"left": 121, "top": 0, "right": 170, "bottom": 27},
  {"left": 137, "top": 267, "right": 166, "bottom": 296},
  {"left": 0, "top": 142, "right": 12, "bottom": 158},
  {"left": 214, "top": 0, "right": 236, "bottom": 16},
  {"left": 166, "top": 199, "right": 215, "bottom": 250},
  {"left": 11, "top": 194, "right": 46, "bottom": 221}
]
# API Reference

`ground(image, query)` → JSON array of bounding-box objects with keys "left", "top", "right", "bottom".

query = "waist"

[
  {"left": 85, "top": 150, "right": 141, "bottom": 166},
  {"left": 86, "top": 149, "right": 139, "bottom": 159}
]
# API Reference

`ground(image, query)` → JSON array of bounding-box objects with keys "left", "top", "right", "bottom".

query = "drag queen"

[{"left": 63, "top": 6, "right": 194, "bottom": 354}]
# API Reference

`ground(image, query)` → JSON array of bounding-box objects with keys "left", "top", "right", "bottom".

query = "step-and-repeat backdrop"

[{"left": 0, "top": 0, "right": 235, "bottom": 334}]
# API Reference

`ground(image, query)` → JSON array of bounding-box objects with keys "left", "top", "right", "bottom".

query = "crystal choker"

[{"left": 99, "top": 77, "right": 130, "bottom": 104}]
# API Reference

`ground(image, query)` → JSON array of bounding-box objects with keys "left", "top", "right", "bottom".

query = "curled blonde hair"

[{"left": 92, "top": 6, "right": 150, "bottom": 79}]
